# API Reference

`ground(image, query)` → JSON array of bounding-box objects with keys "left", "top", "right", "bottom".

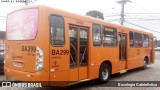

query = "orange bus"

[{"left": 4, "top": 5, "right": 155, "bottom": 86}]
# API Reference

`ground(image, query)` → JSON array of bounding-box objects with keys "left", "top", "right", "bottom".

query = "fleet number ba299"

[
  {"left": 22, "top": 46, "right": 36, "bottom": 52},
  {"left": 52, "top": 50, "right": 69, "bottom": 55}
]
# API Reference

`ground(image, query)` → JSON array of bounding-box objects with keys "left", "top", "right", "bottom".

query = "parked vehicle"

[
  {"left": 0, "top": 50, "right": 4, "bottom": 74},
  {"left": 155, "top": 47, "right": 160, "bottom": 51},
  {"left": 0, "top": 31, "right": 5, "bottom": 74}
]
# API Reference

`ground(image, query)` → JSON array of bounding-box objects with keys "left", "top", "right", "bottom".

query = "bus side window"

[
  {"left": 103, "top": 26, "right": 117, "bottom": 47},
  {"left": 50, "top": 15, "right": 65, "bottom": 46},
  {"left": 129, "top": 31, "right": 134, "bottom": 47},
  {"left": 134, "top": 32, "right": 142, "bottom": 47},
  {"left": 142, "top": 34, "right": 149, "bottom": 47},
  {"left": 92, "top": 24, "right": 101, "bottom": 46}
]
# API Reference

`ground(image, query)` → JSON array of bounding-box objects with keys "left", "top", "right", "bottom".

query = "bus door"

[
  {"left": 118, "top": 33, "right": 127, "bottom": 71},
  {"left": 69, "top": 25, "right": 89, "bottom": 81},
  {"left": 149, "top": 38, "right": 154, "bottom": 63}
]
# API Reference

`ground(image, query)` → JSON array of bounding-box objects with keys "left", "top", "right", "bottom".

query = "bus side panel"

[
  {"left": 89, "top": 47, "right": 101, "bottom": 79},
  {"left": 90, "top": 47, "right": 119, "bottom": 78},
  {"left": 89, "top": 25, "right": 119, "bottom": 79},
  {"left": 142, "top": 48, "right": 150, "bottom": 64},
  {"left": 37, "top": 7, "right": 50, "bottom": 82},
  {"left": 127, "top": 47, "right": 143, "bottom": 69},
  {"left": 49, "top": 17, "right": 70, "bottom": 84},
  {"left": 139, "top": 48, "right": 146, "bottom": 67}
]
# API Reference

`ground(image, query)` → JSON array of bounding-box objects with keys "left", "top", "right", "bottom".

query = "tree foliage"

[{"left": 86, "top": 10, "right": 104, "bottom": 20}]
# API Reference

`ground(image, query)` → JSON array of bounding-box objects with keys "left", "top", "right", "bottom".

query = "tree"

[{"left": 86, "top": 10, "right": 104, "bottom": 20}]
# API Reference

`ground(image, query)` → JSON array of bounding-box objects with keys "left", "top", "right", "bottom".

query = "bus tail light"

[{"left": 35, "top": 47, "right": 44, "bottom": 71}]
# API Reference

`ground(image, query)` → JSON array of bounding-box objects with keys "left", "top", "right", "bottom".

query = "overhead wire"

[
  {"left": 126, "top": 3, "right": 160, "bottom": 18},
  {"left": 125, "top": 20, "right": 160, "bottom": 33}
]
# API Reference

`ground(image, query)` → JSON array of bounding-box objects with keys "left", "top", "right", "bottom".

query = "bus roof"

[{"left": 8, "top": 5, "right": 153, "bottom": 36}]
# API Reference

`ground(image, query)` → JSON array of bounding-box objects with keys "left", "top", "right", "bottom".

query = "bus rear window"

[{"left": 7, "top": 9, "right": 38, "bottom": 40}]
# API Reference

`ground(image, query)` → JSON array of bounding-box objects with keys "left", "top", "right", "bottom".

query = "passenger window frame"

[
  {"left": 129, "top": 31, "right": 134, "bottom": 47},
  {"left": 92, "top": 23, "right": 102, "bottom": 46},
  {"left": 102, "top": 25, "right": 117, "bottom": 47},
  {"left": 142, "top": 34, "right": 149, "bottom": 48},
  {"left": 49, "top": 14, "right": 65, "bottom": 46},
  {"left": 134, "top": 32, "right": 142, "bottom": 48}
]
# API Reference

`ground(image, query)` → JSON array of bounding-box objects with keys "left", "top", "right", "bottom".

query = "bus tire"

[
  {"left": 142, "top": 58, "right": 147, "bottom": 70},
  {"left": 98, "top": 63, "right": 110, "bottom": 83}
]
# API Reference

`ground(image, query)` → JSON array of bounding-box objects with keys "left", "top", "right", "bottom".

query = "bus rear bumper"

[{"left": 4, "top": 66, "right": 49, "bottom": 82}]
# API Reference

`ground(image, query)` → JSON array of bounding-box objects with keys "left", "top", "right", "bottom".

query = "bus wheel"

[
  {"left": 98, "top": 63, "right": 110, "bottom": 83},
  {"left": 142, "top": 59, "right": 147, "bottom": 70}
]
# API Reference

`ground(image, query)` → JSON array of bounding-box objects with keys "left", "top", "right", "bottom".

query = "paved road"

[{"left": 0, "top": 51, "right": 160, "bottom": 90}]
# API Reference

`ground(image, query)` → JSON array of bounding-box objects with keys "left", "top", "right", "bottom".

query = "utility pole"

[{"left": 117, "top": 0, "right": 131, "bottom": 25}]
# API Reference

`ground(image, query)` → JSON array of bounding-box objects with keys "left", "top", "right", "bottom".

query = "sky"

[{"left": 0, "top": 0, "right": 160, "bottom": 39}]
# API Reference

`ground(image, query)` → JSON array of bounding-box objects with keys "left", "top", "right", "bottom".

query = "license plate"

[{"left": 14, "top": 62, "right": 23, "bottom": 67}]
